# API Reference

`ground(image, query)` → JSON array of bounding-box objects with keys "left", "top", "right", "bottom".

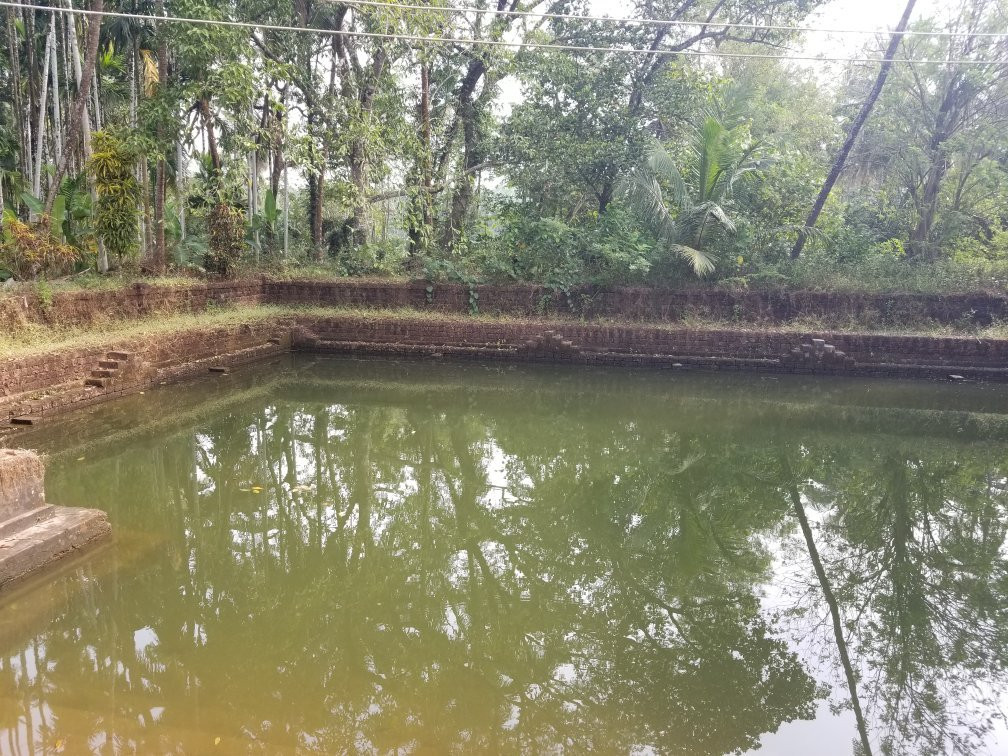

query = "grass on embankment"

[
  {"left": 0, "top": 305, "right": 284, "bottom": 360},
  {"left": 5, "top": 301, "right": 1008, "bottom": 362}
]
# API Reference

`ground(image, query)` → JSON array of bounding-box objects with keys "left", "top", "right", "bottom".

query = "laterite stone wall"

[
  {"left": 0, "top": 280, "right": 264, "bottom": 332},
  {"left": 265, "top": 279, "right": 1008, "bottom": 326},
  {"left": 0, "top": 322, "right": 290, "bottom": 422},
  {"left": 3, "top": 277, "right": 1007, "bottom": 329},
  {"left": 293, "top": 314, "right": 1008, "bottom": 379}
]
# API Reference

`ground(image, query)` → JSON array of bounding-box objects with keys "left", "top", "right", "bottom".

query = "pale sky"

[
  {"left": 495, "top": 0, "right": 956, "bottom": 111},
  {"left": 799, "top": 0, "right": 951, "bottom": 60}
]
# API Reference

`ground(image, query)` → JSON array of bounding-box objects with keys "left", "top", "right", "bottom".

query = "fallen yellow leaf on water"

[
  {"left": 76, "top": 457, "right": 85, "bottom": 461},
  {"left": 214, "top": 737, "right": 221, "bottom": 745},
  {"left": 54, "top": 739, "right": 65, "bottom": 751}
]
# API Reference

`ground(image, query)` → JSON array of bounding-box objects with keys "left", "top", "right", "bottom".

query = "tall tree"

[
  {"left": 44, "top": 0, "right": 103, "bottom": 214},
  {"left": 789, "top": 0, "right": 917, "bottom": 259}
]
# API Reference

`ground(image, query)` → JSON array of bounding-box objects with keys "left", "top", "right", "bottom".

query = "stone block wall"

[
  {"left": 4, "top": 278, "right": 1008, "bottom": 430},
  {"left": 2, "top": 277, "right": 1007, "bottom": 331},
  {"left": 0, "top": 322, "right": 290, "bottom": 422},
  {"left": 293, "top": 314, "right": 1008, "bottom": 379},
  {"left": 0, "top": 449, "right": 44, "bottom": 522},
  {"left": 0, "top": 279, "right": 264, "bottom": 332},
  {"left": 264, "top": 279, "right": 1008, "bottom": 326},
  {"left": 0, "top": 447, "right": 111, "bottom": 591}
]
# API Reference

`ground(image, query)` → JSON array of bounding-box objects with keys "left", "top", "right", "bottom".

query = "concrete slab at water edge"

[
  {"left": 0, "top": 448, "right": 44, "bottom": 522},
  {"left": 0, "top": 448, "right": 110, "bottom": 592}
]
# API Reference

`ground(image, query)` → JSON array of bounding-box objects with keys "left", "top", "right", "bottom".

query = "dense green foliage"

[
  {"left": 90, "top": 131, "right": 140, "bottom": 264},
  {"left": 0, "top": 0, "right": 1006, "bottom": 291}
]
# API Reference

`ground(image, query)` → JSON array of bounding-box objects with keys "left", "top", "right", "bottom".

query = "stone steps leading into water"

[
  {"left": 0, "top": 506, "right": 111, "bottom": 590},
  {"left": 0, "top": 449, "right": 110, "bottom": 592}
]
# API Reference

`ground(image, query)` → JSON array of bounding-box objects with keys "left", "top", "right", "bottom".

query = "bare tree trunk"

[
  {"left": 64, "top": 0, "right": 104, "bottom": 271},
  {"left": 908, "top": 160, "right": 948, "bottom": 259},
  {"left": 176, "top": 140, "right": 186, "bottom": 241},
  {"left": 148, "top": 0, "right": 168, "bottom": 274},
  {"left": 308, "top": 166, "right": 324, "bottom": 259},
  {"left": 5, "top": 2, "right": 32, "bottom": 196},
  {"left": 790, "top": 0, "right": 917, "bottom": 258},
  {"left": 44, "top": 0, "right": 103, "bottom": 214},
  {"left": 346, "top": 50, "right": 386, "bottom": 250},
  {"left": 32, "top": 16, "right": 53, "bottom": 205},
  {"left": 283, "top": 160, "right": 289, "bottom": 258},
  {"left": 48, "top": 20, "right": 63, "bottom": 168},
  {"left": 442, "top": 58, "right": 485, "bottom": 253},
  {"left": 91, "top": 62, "right": 101, "bottom": 129},
  {"left": 198, "top": 96, "right": 222, "bottom": 172},
  {"left": 247, "top": 102, "right": 259, "bottom": 263},
  {"left": 142, "top": 0, "right": 168, "bottom": 273},
  {"left": 131, "top": 40, "right": 145, "bottom": 260},
  {"left": 349, "top": 142, "right": 369, "bottom": 248},
  {"left": 408, "top": 61, "right": 433, "bottom": 260}
]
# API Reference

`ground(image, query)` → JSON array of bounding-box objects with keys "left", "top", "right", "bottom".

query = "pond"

[{"left": 2, "top": 355, "right": 1008, "bottom": 755}]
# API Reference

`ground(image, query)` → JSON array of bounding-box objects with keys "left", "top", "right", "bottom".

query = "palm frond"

[
  {"left": 670, "top": 243, "right": 716, "bottom": 277},
  {"left": 620, "top": 168, "right": 678, "bottom": 242},
  {"left": 697, "top": 202, "right": 737, "bottom": 235},
  {"left": 645, "top": 142, "right": 691, "bottom": 211},
  {"left": 697, "top": 117, "right": 724, "bottom": 202}
]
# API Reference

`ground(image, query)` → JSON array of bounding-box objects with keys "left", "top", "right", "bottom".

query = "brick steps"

[{"left": 83, "top": 351, "right": 131, "bottom": 389}]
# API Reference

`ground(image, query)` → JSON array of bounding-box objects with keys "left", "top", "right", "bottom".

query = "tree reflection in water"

[{"left": 1, "top": 359, "right": 1006, "bottom": 754}]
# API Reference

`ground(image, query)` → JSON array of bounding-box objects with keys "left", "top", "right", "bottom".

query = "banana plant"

[
  {"left": 19, "top": 190, "right": 67, "bottom": 244},
  {"left": 247, "top": 189, "right": 281, "bottom": 254}
]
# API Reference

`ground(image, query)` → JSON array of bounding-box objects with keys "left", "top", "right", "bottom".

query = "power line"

[
  {"left": 0, "top": 0, "right": 1002, "bottom": 65},
  {"left": 339, "top": 0, "right": 1008, "bottom": 40}
]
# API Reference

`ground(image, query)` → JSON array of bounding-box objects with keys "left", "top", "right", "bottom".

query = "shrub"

[
  {"left": 90, "top": 131, "right": 140, "bottom": 264},
  {"left": 0, "top": 213, "right": 79, "bottom": 279},
  {"left": 468, "top": 203, "right": 659, "bottom": 288},
  {"left": 205, "top": 203, "right": 246, "bottom": 276}
]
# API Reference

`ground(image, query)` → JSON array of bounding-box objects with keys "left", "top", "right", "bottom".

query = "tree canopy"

[{"left": 1, "top": 0, "right": 1007, "bottom": 289}]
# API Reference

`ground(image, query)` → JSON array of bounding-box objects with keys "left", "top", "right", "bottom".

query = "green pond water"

[{"left": 3, "top": 355, "right": 1008, "bottom": 755}]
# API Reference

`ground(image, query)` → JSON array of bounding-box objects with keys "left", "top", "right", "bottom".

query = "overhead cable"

[
  {"left": 338, "top": 0, "right": 1008, "bottom": 39},
  {"left": 0, "top": 1, "right": 1003, "bottom": 66}
]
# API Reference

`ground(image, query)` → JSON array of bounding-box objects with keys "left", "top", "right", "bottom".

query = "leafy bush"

[
  {"left": 467, "top": 202, "right": 657, "bottom": 288},
  {"left": 90, "top": 131, "right": 140, "bottom": 264},
  {"left": 0, "top": 212, "right": 79, "bottom": 279}
]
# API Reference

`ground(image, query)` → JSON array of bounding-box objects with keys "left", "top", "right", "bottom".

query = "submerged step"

[
  {"left": 0, "top": 504, "right": 55, "bottom": 540},
  {"left": 0, "top": 506, "right": 111, "bottom": 590},
  {"left": 0, "top": 448, "right": 110, "bottom": 592}
]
